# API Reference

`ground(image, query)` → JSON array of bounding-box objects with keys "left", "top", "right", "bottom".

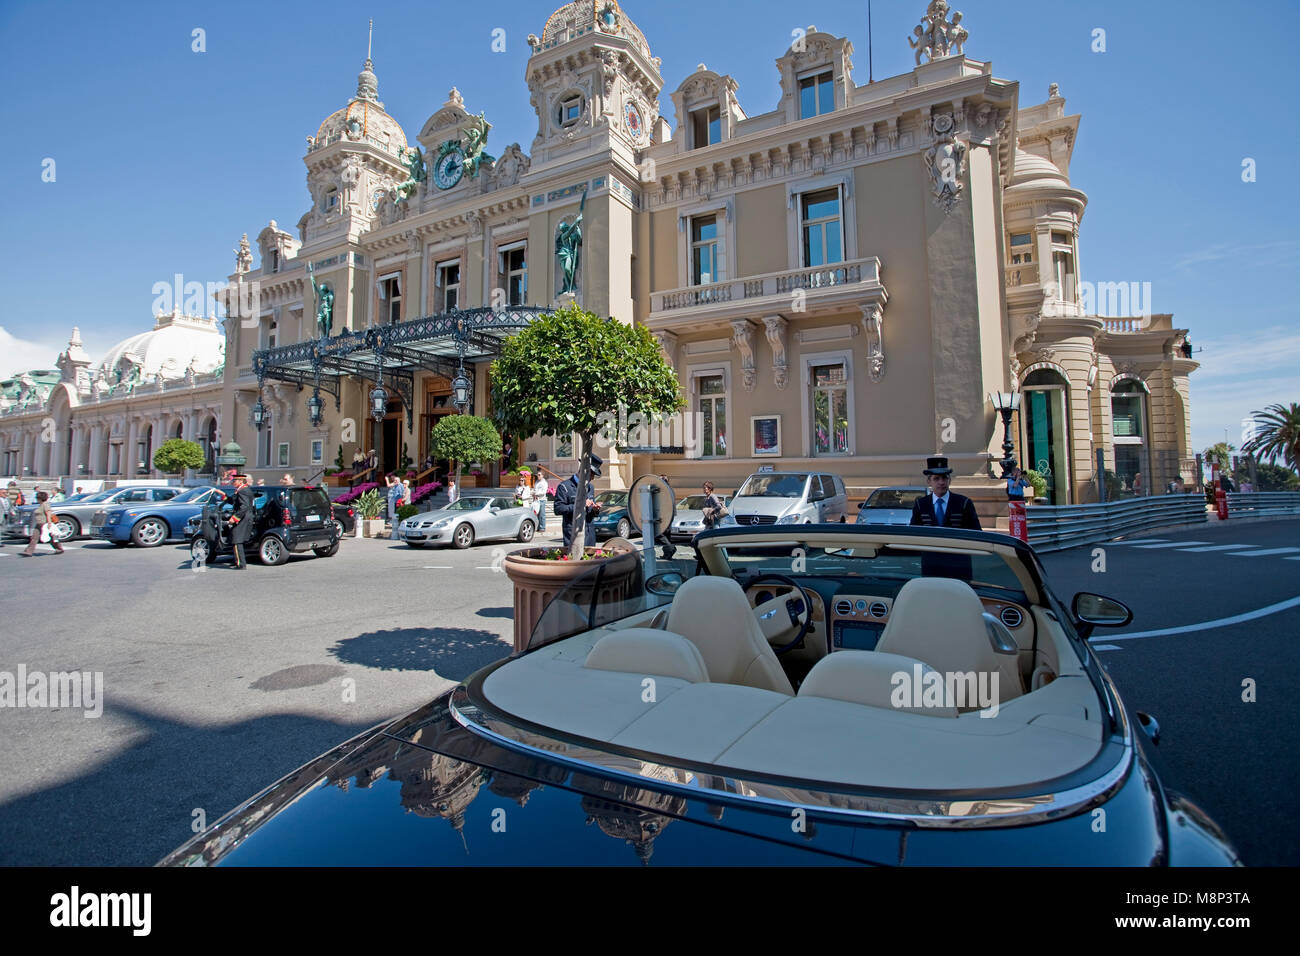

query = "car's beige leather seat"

[
  {"left": 876, "top": 577, "right": 1022, "bottom": 708},
  {"left": 585, "top": 628, "right": 710, "bottom": 683},
  {"left": 665, "top": 577, "right": 795, "bottom": 696},
  {"left": 799, "top": 650, "right": 957, "bottom": 717}
]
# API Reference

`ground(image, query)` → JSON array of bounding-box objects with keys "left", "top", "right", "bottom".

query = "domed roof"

[
  {"left": 1010, "top": 148, "right": 1068, "bottom": 187},
  {"left": 538, "top": 1, "right": 650, "bottom": 58},
  {"left": 94, "top": 310, "right": 224, "bottom": 383},
  {"left": 312, "top": 57, "right": 408, "bottom": 156}
]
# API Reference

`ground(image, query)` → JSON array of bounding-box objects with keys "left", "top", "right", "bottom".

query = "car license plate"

[{"left": 305, "top": 514, "right": 321, "bottom": 522}]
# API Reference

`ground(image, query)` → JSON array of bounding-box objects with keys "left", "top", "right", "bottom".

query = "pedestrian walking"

[
  {"left": 385, "top": 474, "right": 403, "bottom": 536},
  {"left": 446, "top": 477, "right": 458, "bottom": 504},
  {"left": 1132, "top": 472, "right": 1144, "bottom": 497},
  {"left": 227, "top": 474, "right": 256, "bottom": 569},
  {"left": 20, "top": 491, "right": 65, "bottom": 556},
  {"left": 279, "top": 473, "right": 294, "bottom": 486},
  {"left": 0, "top": 490, "right": 11, "bottom": 548},
  {"left": 532, "top": 473, "right": 547, "bottom": 531}
]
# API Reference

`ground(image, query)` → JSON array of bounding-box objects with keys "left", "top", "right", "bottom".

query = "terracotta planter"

[
  {"left": 360, "top": 518, "right": 387, "bottom": 537},
  {"left": 503, "top": 547, "right": 640, "bottom": 654}
]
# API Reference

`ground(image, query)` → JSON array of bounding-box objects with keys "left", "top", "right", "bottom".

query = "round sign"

[{"left": 627, "top": 474, "right": 675, "bottom": 540}]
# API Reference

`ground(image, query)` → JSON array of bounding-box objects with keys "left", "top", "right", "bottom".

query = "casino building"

[{"left": 4, "top": 1, "right": 1197, "bottom": 507}]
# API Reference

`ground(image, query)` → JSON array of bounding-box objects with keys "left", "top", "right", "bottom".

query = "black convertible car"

[{"left": 160, "top": 525, "right": 1237, "bottom": 865}]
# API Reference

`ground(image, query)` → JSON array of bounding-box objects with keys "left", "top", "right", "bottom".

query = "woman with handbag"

[{"left": 21, "top": 491, "right": 65, "bottom": 556}]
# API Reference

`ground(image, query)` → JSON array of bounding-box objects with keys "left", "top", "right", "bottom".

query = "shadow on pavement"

[
  {"left": 475, "top": 606, "right": 514, "bottom": 619},
  {"left": 329, "top": 626, "right": 510, "bottom": 681},
  {"left": 0, "top": 702, "right": 377, "bottom": 866}
]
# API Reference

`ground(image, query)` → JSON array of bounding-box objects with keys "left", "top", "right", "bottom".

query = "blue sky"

[{"left": 1, "top": 0, "right": 1295, "bottom": 454}]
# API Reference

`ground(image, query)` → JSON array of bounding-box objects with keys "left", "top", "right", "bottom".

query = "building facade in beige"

[{"left": 5, "top": 1, "right": 1196, "bottom": 507}]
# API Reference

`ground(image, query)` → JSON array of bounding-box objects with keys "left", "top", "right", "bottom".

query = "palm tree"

[{"left": 1243, "top": 402, "right": 1300, "bottom": 474}]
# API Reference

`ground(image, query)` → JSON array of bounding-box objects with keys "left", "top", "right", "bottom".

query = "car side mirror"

[
  {"left": 1072, "top": 592, "right": 1132, "bottom": 640},
  {"left": 646, "top": 571, "right": 684, "bottom": 596}
]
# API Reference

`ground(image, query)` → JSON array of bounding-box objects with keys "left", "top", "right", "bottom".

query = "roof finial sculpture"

[{"left": 909, "top": 1, "right": 967, "bottom": 65}]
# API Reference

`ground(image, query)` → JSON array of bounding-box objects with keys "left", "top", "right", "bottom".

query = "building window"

[
  {"left": 801, "top": 189, "right": 843, "bottom": 267},
  {"left": 810, "top": 362, "right": 849, "bottom": 455},
  {"left": 690, "top": 105, "right": 720, "bottom": 149},
  {"left": 269, "top": 249, "right": 279, "bottom": 273},
  {"left": 267, "top": 319, "right": 276, "bottom": 350},
  {"left": 1009, "top": 232, "right": 1033, "bottom": 264},
  {"left": 691, "top": 216, "right": 719, "bottom": 285},
  {"left": 1051, "top": 231, "right": 1075, "bottom": 301},
  {"left": 311, "top": 439, "right": 323, "bottom": 465},
  {"left": 799, "top": 71, "right": 834, "bottom": 119},
  {"left": 697, "top": 373, "right": 727, "bottom": 457},
  {"left": 557, "top": 93, "right": 585, "bottom": 129},
  {"left": 501, "top": 246, "right": 527, "bottom": 305},
  {"left": 260, "top": 416, "right": 274, "bottom": 467},
  {"left": 379, "top": 276, "right": 402, "bottom": 324},
  {"left": 555, "top": 433, "right": 574, "bottom": 459},
  {"left": 436, "top": 260, "right": 460, "bottom": 312},
  {"left": 323, "top": 188, "right": 337, "bottom": 212}
]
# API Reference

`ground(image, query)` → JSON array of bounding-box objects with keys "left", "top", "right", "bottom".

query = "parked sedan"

[
  {"left": 589, "top": 491, "right": 632, "bottom": 540},
  {"left": 6, "top": 485, "right": 181, "bottom": 542},
  {"left": 91, "top": 485, "right": 221, "bottom": 547},
  {"left": 855, "top": 486, "right": 926, "bottom": 526},
  {"left": 669, "top": 494, "right": 732, "bottom": 542},
  {"left": 398, "top": 495, "right": 536, "bottom": 549}
]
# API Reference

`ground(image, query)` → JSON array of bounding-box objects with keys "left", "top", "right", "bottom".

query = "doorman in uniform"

[{"left": 228, "top": 474, "right": 256, "bottom": 570}]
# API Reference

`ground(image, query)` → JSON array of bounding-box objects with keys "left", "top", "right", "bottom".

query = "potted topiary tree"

[
  {"left": 153, "top": 438, "right": 205, "bottom": 480},
  {"left": 490, "top": 303, "right": 683, "bottom": 650},
  {"left": 432, "top": 415, "right": 501, "bottom": 491}
]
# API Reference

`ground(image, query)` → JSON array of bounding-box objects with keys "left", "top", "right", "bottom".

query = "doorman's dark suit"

[
  {"left": 909, "top": 492, "right": 982, "bottom": 530},
  {"left": 910, "top": 492, "right": 981, "bottom": 580},
  {"left": 553, "top": 476, "right": 597, "bottom": 548},
  {"left": 229, "top": 485, "right": 257, "bottom": 569}
]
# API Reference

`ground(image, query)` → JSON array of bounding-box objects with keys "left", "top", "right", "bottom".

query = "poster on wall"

[{"left": 752, "top": 415, "right": 781, "bottom": 457}]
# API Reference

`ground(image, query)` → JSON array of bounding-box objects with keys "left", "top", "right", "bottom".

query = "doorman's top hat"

[{"left": 922, "top": 456, "right": 953, "bottom": 476}]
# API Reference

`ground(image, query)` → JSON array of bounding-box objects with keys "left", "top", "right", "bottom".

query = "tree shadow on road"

[
  {"left": 475, "top": 606, "right": 513, "bottom": 619},
  {"left": 328, "top": 627, "right": 510, "bottom": 681}
]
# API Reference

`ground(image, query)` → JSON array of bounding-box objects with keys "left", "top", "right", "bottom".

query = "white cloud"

[
  {"left": 0, "top": 326, "right": 66, "bottom": 379},
  {"left": 1174, "top": 240, "right": 1300, "bottom": 272}
]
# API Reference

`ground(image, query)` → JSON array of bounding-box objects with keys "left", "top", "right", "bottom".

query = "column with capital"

[
  {"left": 124, "top": 419, "right": 138, "bottom": 476},
  {"left": 68, "top": 424, "right": 84, "bottom": 479},
  {"left": 88, "top": 423, "right": 104, "bottom": 475}
]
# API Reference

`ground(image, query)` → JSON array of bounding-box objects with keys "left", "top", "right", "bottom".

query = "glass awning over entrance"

[{"left": 251, "top": 306, "right": 547, "bottom": 428}]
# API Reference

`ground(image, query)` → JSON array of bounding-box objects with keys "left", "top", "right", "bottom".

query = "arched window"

[
  {"left": 1021, "top": 368, "right": 1071, "bottom": 504},
  {"left": 1111, "top": 378, "right": 1150, "bottom": 496}
]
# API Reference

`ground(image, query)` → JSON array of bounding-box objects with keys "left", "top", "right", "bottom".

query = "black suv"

[{"left": 188, "top": 485, "right": 339, "bottom": 566}]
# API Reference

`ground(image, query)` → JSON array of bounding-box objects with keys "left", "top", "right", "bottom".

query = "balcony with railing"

[
  {"left": 1005, "top": 262, "right": 1039, "bottom": 288},
  {"left": 649, "top": 257, "right": 886, "bottom": 325}
]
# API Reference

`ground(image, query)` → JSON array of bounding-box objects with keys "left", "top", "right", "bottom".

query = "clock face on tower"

[
  {"left": 434, "top": 146, "right": 465, "bottom": 190},
  {"left": 624, "top": 101, "right": 644, "bottom": 142},
  {"left": 370, "top": 187, "right": 387, "bottom": 211}
]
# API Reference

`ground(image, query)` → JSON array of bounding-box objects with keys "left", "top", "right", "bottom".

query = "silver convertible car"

[{"left": 398, "top": 495, "right": 537, "bottom": 549}]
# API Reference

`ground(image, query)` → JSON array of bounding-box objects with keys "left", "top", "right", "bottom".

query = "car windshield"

[
  {"left": 445, "top": 497, "right": 490, "bottom": 511},
  {"left": 82, "top": 490, "right": 117, "bottom": 502},
  {"left": 736, "top": 474, "right": 808, "bottom": 498},
  {"left": 171, "top": 487, "right": 211, "bottom": 503},
  {"left": 865, "top": 489, "right": 924, "bottom": 509},
  {"left": 718, "top": 542, "right": 1026, "bottom": 592},
  {"left": 677, "top": 495, "right": 708, "bottom": 510},
  {"left": 595, "top": 491, "right": 626, "bottom": 507}
]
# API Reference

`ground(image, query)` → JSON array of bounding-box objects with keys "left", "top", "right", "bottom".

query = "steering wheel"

[{"left": 744, "top": 572, "right": 812, "bottom": 655}]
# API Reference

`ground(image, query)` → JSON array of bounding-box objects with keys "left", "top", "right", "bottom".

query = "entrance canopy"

[{"left": 251, "top": 306, "right": 547, "bottom": 428}]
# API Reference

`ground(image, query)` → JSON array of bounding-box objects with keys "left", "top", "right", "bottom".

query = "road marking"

[
  {"left": 1091, "top": 644, "right": 1122, "bottom": 652},
  {"left": 1108, "top": 595, "right": 1300, "bottom": 642},
  {"left": 422, "top": 565, "right": 453, "bottom": 569},
  {"left": 1226, "top": 547, "right": 1300, "bottom": 558},
  {"left": 1130, "top": 541, "right": 1211, "bottom": 549},
  {"left": 1110, "top": 538, "right": 1168, "bottom": 546},
  {"left": 1177, "top": 544, "right": 1256, "bottom": 553}
]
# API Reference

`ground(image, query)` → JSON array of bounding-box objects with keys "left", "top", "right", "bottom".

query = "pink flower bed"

[
  {"left": 409, "top": 481, "right": 444, "bottom": 505},
  {"left": 335, "top": 481, "right": 379, "bottom": 504}
]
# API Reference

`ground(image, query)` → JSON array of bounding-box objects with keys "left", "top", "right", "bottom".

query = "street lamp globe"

[
  {"left": 452, "top": 370, "right": 472, "bottom": 411},
  {"left": 306, "top": 391, "right": 324, "bottom": 427},
  {"left": 252, "top": 398, "right": 267, "bottom": 430},
  {"left": 369, "top": 382, "right": 388, "bottom": 421}
]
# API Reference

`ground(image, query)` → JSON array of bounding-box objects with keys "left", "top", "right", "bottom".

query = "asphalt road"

[
  {"left": 0, "top": 516, "right": 1295, "bottom": 866},
  {"left": 1037, "top": 518, "right": 1300, "bottom": 866}
]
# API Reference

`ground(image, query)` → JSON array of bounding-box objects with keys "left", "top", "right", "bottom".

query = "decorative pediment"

[
  {"left": 775, "top": 28, "right": 855, "bottom": 122},
  {"left": 418, "top": 88, "right": 469, "bottom": 146}
]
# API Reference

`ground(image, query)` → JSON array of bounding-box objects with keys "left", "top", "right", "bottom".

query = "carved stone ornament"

[
  {"left": 1008, "top": 353, "right": 1023, "bottom": 383},
  {"left": 652, "top": 330, "right": 678, "bottom": 369},
  {"left": 923, "top": 128, "right": 967, "bottom": 213},
  {"left": 974, "top": 102, "right": 993, "bottom": 129},
  {"left": 859, "top": 304, "right": 886, "bottom": 383},
  {"left": 1036, "top": 347, "right": 1057, "bottom": 364},
  {"left": 236, "top": 233, "right": 253, "bottom": 274},
  {"left": 762, "top": 316, "right": 789, "bottom": 389},
  {"left": 909, "top": 1, "right": 968, "bottom": 65},
  {"left": 730, "top": 320, "right": 757, "bottom": 392}
]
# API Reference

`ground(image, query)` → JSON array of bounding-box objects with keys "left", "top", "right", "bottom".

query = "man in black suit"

[
  {"left": 910, "top": 456, "right": 982, "bottom": 530},
  {"left": 553, "top": 454, "right": 603, "bottom": 548},
  {"left": 227, "top": 474, "right": 257, "bottom": 569}
]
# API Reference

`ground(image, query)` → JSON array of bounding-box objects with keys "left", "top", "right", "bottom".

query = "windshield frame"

[{"left": 735, "top": 473, "right": 811, "bottom": 499}]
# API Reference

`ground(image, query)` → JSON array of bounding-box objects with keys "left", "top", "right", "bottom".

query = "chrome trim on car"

[
  {"left": 1000, "top": 606, "right": 1024, "bottom": 629},
  {"left": 449, "top": 686, "right": 1133, "bottom": 829}
]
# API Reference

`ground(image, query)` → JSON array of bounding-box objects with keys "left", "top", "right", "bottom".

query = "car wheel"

[
  {"left": 616, "top": 518, "right": 631, "bottom": 539},
  {"left": 190, "top": 537, "right": 209, "bottom": 563},
  {"left": 452, "top": 523, "right": 475, "bottom": 549},
  {"left": 313, "top": 540, "right": 340, "bottom": 558},
  {"left": 52, "top": 515, "right": 79, "bottom": 540},
  {"left": 517, "top": 520, "right": 535, "bottom": 543},
  {"left": 259, "top": 535, "right": 289, "bottom": 566},
  {"left": 331, "top": 519, "right": 344, "bottom": 538},
  {"left": 131, "top": 517, "right": 168, "bottom": 548}
]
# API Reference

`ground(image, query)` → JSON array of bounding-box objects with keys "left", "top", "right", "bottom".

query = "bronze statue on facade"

[
  {"left": 555, "top": 188, "right": 586, "bottom": 296},
  {"left": 309, "top": 263, "right": 335, "bottom": 338}
]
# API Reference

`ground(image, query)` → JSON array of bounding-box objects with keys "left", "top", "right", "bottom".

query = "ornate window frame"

[
  {"left": 787, "top": 172, "right": 856, "bottom": 270},
  {"left": 676, "top": 198, "right": 736, "bottom": 289},
  {"left": 799, "top": 348, "right": 856, "bottom": 457},
  {"left": 686, "top": 361, "right": 732, "bottom": 460}
]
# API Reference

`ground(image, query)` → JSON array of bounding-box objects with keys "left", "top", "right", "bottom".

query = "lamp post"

[
  {"left": 306, "top": 389, "right": 324, "bottom": 428},
  {"left": 452, "top": 319, "right": 471, "bottom": 414},
  {"left": 252, "top": 395, "right": 267, "bottom": 431},
  {"left": 989, "top": 391, "right": 1021, "bottom": 479}
]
